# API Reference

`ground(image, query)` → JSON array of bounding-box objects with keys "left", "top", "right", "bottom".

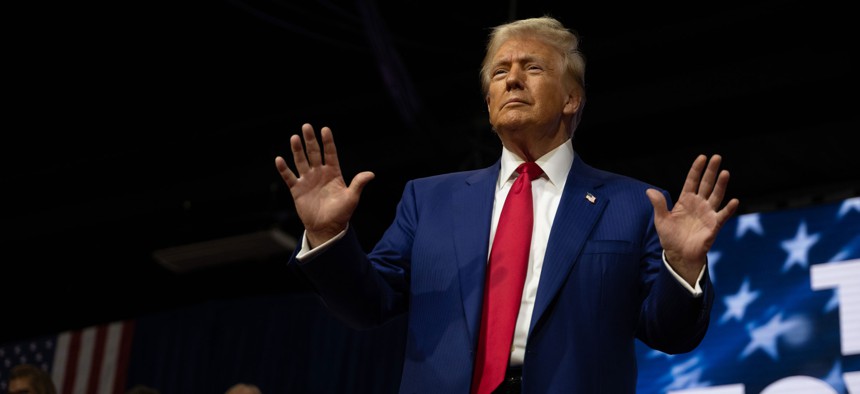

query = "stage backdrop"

[
  {"left": 635, "top": 197, "right": 860, "bottom": 394},
  {"left": 1, "top": 197, "right": 858, "bottom": 394}
]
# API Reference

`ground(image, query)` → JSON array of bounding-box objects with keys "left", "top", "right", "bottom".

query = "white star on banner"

[
  {"left": 664, "top": 356, "right": 711, "bottom": 392},
  {"left": 707, "top": 250, "right": 722, "bottom": 284},
  {"left": 736, "top": 213, "right": 764, "bottom": 238},
  {"left": 837, "top": 197, "right": 860, "bottom": 218},
  {"left": 823, "top": 359, "right": 845, "bottom": 393},
  {"left": 720, "top": 277, "right": 760, "bottom": 324},
  {"left": 781, "top": 221, "right": 821, "bottom": 272},
  {"left": 647, "top": 349, "right": 675, "bottom": 359},
  {"left": 740, "top": 312, "right": 802, "bottom": 360}
]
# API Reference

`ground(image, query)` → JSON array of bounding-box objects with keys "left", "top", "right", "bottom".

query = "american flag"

[
  {"left": 634, "top": 197, "right": 860, "bottom": 394},
  {"left": 0, "top": 319, "right": 134, "bottom": 394}
]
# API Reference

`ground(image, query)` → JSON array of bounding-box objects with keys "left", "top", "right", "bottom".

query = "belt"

[{"left": 493, "top": 366, "right": 522, "bottom": 394}]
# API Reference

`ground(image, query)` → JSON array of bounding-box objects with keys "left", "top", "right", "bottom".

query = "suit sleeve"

[
  {"left": 287, "top": 181, "right": 418, "bottom": 329},
  {"left": 635, "top": 189, "right": 715, "bottom": 354}
]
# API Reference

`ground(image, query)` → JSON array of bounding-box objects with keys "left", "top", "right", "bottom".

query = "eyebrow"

[{"left": 492, "top": 54, "right": 543, "bottom": 69}]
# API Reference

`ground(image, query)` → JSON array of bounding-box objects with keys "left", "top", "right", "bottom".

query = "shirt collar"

[{"left": 498, "top": 139, "right": 574, "bottom": 190}]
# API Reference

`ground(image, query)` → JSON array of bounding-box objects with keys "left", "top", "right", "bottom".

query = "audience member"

[
  {"left": 6, "top": 364, "right": 56, "bottom": 394},
  {"left": 225, "top": 383, "right": 262, "bottom": 394}
]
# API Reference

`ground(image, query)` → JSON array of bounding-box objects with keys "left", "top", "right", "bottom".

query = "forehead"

[
  {"left": 8, "top": 377, "right": 33, "bottom": 391},
  {"left": 492, "top": 37, "right": 558, "bottom": 63}
]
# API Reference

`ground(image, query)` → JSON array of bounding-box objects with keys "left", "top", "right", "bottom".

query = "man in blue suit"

[{"left": 275, "top": 16, "right": 739, "bottom": 394}]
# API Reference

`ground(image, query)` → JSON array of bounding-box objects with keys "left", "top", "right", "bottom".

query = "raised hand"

[
  {"left": 275, "top": 123, "right": 375, "bottom": 248},
  {"left": 646, "top": 154, "right": 740, "bottom": 285}
]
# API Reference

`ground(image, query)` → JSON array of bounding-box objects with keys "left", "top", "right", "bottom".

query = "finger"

[
  {"left": 646, "top": 188, "right": 669, "bottom": 221},
  {"left": 320, "top": 126, "right": 340, "bottom": 168},
  {"left": 303, "top": 123, "right": 323, "bottom": 167},
  {"left": 697, "top": 154, "right": 723, "bottom": 198},
  {"left": 707, "top": 169, "right": 730, "bottom": 208},
  {"left": 349, "top": 171, "right": 376, "bottom": 196},
  {"left": 275, "top": 156, "right": 299, "bottom": 187},
  {"left": 681, "top": 154, "right": 708, "bottom": 195},
  {"left": 290, "top": 134, "right": 309, "bottom": 174},
  {"left": 716, "top": 198, "right": 740, "bottom": 227}
]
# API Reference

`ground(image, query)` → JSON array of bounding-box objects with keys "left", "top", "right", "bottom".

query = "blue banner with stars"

[{"left": 635, "top": 197, "right": 860, "bottom": 394}]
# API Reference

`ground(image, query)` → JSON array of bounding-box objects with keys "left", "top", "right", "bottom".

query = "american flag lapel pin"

[{"left": 585, "top": 192, "right": 596, "bottom": 204}]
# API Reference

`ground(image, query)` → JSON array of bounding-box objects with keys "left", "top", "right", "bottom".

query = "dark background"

[{"left": 4, "top": 0, "right": 857, "bottom": 344}]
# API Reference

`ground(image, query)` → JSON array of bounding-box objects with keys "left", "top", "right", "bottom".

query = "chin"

[{"left": 494, "top": 117, "right": 532, "bottom": 133}]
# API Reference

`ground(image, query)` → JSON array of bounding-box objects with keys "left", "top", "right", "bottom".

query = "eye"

[{"left": 492, "top": 68, "right": 508, "bottom": 78}]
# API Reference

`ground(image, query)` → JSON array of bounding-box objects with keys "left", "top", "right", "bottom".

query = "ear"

[
  {"left": 485, "top": 94, "right": 491, "bottom": 111},
  {"left": 563, "top": 91, "right": 582, "bottom": 116}
]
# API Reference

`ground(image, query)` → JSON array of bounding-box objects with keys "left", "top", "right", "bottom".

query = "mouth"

[{"left": 502, "top": 98, "right": 528, "bottom": 108}]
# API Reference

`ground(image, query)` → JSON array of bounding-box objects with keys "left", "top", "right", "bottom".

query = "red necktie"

[{"left": 471, "top": 161, "right": 543, "bottom": 394}]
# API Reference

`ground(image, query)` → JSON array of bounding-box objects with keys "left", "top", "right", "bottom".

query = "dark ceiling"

[{"left": 4, "top": 0, "right": 858, "bottom": 344}]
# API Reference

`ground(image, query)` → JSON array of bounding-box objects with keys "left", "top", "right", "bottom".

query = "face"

[
  {"left": 7, "top": 377, "right": 34, "bottom": 394},
  {"left": 486, "top": 37, "right": 580, "bottom": 149}
]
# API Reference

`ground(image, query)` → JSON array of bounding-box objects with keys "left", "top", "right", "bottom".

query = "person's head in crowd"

[
  {"left": 225, "top": 383, "right": 262, "bottom": 394},
  {"left": 6, "top": 364, "right": 56, "bottom": 394}
]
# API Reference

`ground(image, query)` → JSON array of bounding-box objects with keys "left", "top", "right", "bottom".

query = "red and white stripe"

[{"left": 51, "top": 320, "right": 134, "bottom": 394}]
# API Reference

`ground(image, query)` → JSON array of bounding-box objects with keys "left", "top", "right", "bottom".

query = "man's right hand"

[{"left": 275, "top": 123, "right": 375, "bottom": 248}]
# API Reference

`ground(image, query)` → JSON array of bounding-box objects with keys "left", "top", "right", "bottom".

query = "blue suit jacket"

[{"left": 292, "top": 154, "right": 714, "bottom": 393}]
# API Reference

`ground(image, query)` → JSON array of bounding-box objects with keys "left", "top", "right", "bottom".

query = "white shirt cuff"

[
  {"left": 662, "top": 250, "right": 704, "bottom": 297},
  {"left": 295, "top": 225, "right": 348, "bottom": 263}
]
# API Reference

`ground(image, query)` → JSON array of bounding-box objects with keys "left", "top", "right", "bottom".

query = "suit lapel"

[
  {"left": 453, "top": 163, "right": 499, "bottom": 345},
  {"left": 529, "top": 156, "right": 607, "bottom": 332}
]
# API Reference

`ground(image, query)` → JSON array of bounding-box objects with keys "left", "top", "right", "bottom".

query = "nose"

[{"left": 505, "top": 65, "right": 524, "bottom": 90}]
